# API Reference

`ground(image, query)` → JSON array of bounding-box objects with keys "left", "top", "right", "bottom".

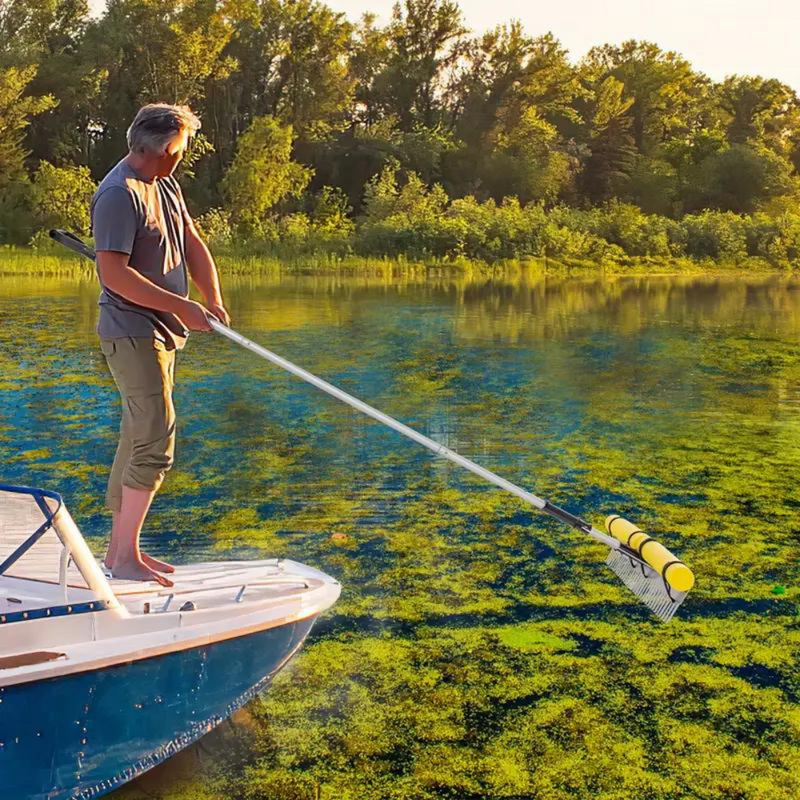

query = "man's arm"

[
  {"left": 97, "top": 251, "right": 212, "bottom": 331},
  {"left": 185, "top": 223, "right": 230, "bottom": 326}
]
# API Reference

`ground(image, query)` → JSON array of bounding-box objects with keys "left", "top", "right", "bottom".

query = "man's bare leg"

[
  {"left": 109, "top": 485, "right": 173, "bottom": 587},
  {"left": 104, "top": 516, "right": 118, "bottom": 571},
  {"left": 104, "top": 514, "right": 174, "bottom": 574}
]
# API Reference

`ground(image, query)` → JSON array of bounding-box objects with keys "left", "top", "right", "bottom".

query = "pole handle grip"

[{"left": 49, "top": 229, "right": 97, "bottom": 261}]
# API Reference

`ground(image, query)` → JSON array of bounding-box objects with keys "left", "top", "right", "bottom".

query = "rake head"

[
  {"left": 606, "top": 547, "right": 689, "bottom": 622},
  {"left": 602, "top": 515, "right": 694, "bottom": 622}
]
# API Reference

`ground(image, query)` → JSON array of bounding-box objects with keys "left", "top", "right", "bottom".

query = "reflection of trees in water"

[
  {"left": 8, "top": 271, "right": 800, "bottom": 341},
  {"left": 214, "top": 272, "right": 800, "bottom": 345},
  {"left": 453, "top": 275, "right": 800, "bottom": 343}
]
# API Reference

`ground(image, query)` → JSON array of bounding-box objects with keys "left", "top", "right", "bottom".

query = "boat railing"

[
  {"left": 128, "top": 577, "right": 317, "bottom": 616},
  {"left": 1, "top": 484, "right": 125, "bottom": 617}
]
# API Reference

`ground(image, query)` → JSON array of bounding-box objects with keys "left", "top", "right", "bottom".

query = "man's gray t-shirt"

[{"left": 90, "top": 159, "right": 191, "bottom": 350}]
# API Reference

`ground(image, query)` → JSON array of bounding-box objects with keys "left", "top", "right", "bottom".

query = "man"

[{"left": 91, "top": 103, "right": 230, "bottom": 587}]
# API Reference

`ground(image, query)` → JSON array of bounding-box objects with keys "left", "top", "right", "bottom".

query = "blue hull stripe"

[
  {"left": 0, "top": 600, "right": 111, "bottom": 625},
  {"left": 0, "top": 616, "right": 317, "bottom": 800}
]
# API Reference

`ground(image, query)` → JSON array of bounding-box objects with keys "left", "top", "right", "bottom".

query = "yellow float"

[{"left": 605, "top": 515, "right": 695, "bottom": 593}]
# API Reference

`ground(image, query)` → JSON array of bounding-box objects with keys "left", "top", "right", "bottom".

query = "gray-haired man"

[{"left": 91, "top": 103, "right": 229, "bottom": 586}]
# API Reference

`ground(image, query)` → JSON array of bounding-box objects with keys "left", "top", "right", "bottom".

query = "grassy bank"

[
  {"left": 0, "top": 246, "right": 97, "bottom": 277},
  {"left": 1, "top": 244, "right": 796, "bottom": 280}
]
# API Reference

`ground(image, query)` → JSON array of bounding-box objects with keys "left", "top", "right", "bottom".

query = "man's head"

[{"left": 126, "top": 103, "right": 201, "bottom": 177}]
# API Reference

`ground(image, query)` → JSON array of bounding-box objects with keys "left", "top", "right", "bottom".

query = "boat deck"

[
  {"left": 109, "top": 559, "right": 325, "bottom": 616},
  {"left": 1, "top": 557, "right": 328, "bottom": 620}
]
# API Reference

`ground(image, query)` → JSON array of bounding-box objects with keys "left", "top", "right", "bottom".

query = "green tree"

[
  {"left": 30, "top": 160, "right": 96, "bottom": 234},
  {"left": 624, "top": 156, "right": 679, "bottom": 216},
  {"left": 0, "top": 0, "right": 105, "bottom": 168},
  {"left": 271, "top": 0, "right": 353, "bottom": 139},
  {"left": 396, "top": 123, "right": 457, "bottom": 186},
  {"left": 582, "top": 41, "right": 708, "bottom": 156},
  {"left": 378, "top": 0, "right": 468, "bottom": 130},
  {"left": 695, "top": 143, "right": 797, "bottom": 213},
  {"left": 715, "top": 76, "right": 800, "bottom": 154},
  {"left": 580, "top": 76, "right": 636, "bottom": 203},
  {"left": 349, "top": 13, "right": 392, "bottom": 127},
  {"left": 221, "top": 115, "right": 313, "bottom": 234},
  {"left": 455, "top": 22, "right": 541, "bottom": 150},
  {"left": 0, "top": 65, "right": 56, "bottom": 187},
  {"left": 309, "top": 185, "right": 353, "bottom": 234},
  {"left": 0, "top": 0, "right": 87, "bottom": 64},
  {"left": 309, "top": 118, "right": 401, "bottom": 211},
  {"left": 451, "top": 27, "right": 582, "bottom": 200},
  {"left": 85, "top": 0, "right": 234, "bottom": 174},
  {"left": 201, "top": 0, "right": 352, "bottom": 207},
  {"left": 481, "top": 108, "right": 575, "bottom": 204},
  {"left": 0, "top": 64, "right": 56, "bottom": 242},
  {"left": 361, "top": 158, "right": 402, "bottom": 222}
]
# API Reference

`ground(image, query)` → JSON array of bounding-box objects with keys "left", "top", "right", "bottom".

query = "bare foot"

[
  {"left": 142, "top": 553, "right": 175, "bottom": 574},
  {"left": 111, "top": 558, "right": 174, "bottom": 587}
]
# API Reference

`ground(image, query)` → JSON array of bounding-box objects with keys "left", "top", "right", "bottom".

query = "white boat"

[{"left": 0, "top": 483, "right": 340, "bottom": 800}]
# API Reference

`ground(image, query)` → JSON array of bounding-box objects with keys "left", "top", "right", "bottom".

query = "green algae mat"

[{"left": 1, "top": 271, "right": 798, "bottom": 800}]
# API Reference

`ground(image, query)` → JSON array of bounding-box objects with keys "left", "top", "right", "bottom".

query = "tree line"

[{"left": 2, "top": 0, "right": 800, "bottom": 266}]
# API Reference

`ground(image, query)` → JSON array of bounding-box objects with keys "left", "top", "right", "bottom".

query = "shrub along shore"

[{"left": 5, "top": 197, "right": 800, "bottom": 278}]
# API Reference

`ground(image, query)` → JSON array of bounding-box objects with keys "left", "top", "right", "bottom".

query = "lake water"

[{"left": 1, "top": 270, "right": 798, "bottom": 799}]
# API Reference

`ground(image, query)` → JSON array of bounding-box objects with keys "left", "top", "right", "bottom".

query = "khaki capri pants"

[{"left": 101, "top": 337, "right": 176, "bottom": 512}]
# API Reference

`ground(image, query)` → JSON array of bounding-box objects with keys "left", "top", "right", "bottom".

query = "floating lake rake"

[{"left": 51, "top": 229, "right": 695, "bottom": 621}]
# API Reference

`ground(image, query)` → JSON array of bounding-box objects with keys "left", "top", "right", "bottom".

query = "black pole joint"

[{"left": 542, "top": 500, "right": 592, "bottom": 533}]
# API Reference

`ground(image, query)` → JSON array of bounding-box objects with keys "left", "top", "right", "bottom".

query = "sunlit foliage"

[{"left": 1, "top": 0, "right": 800, "bottom": 256}]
